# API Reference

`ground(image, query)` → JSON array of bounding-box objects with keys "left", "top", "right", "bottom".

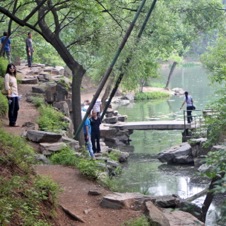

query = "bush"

[
  {"left": 30, "top": 96, "right": 45, "bottom": 108},
  {"left": 50, "top": 147, "right": 79, "bottom": 166},
  {"left": 0, "top": 57, "right": 8, "bottom": 77},
  {"left": 37, "top": 104, "right": 68, "bottom": 132},
  {"left": 0, "top": 92, "right": 8, "bottom": 117},
  {"left": 134, "top": 91, "right": 170, "bottom": 100},
  {"left": 0, "top": 129, "right": 58, "bottom": 226},
  {"left": 122, "top": 215, "right": 149, "bottom": 226}
]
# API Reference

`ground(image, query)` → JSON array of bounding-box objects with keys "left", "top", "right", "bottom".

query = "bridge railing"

[{"left": 182, "top": 109, "right": 213, "bottom": 140}]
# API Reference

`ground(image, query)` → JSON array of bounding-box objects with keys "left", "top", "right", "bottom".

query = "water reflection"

[{"left": 115, "top": 65, "right": 221, "bottom": 225}]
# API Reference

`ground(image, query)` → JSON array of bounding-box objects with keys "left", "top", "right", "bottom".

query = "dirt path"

[{"left": 2, "top": 83, "right": 142, "bottom": 225}]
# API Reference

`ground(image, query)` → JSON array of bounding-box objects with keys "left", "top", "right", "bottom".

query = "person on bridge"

[{"left": 180, "top": 91, "right": 194, "bottom": 123}]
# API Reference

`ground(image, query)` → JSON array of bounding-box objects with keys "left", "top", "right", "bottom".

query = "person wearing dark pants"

[
  {"left": 25, "top": 32, "right": 34, "bottom": 68},
  {"left": 180, "top": 91, "right": 194, "bottom": 123},
  {"left": 90, "top": 111, "right": 101, "bottom": 153},
  {"left": 8, "top": 97, "right": 19, "bottom": 126},
  {"left": 4, "top": 63, "right": 20, "bottom": 127}
]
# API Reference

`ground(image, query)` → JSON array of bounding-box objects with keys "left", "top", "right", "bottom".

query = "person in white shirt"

[
  {"left": 180, "top": 91, "right": 194, "bottom": 123},
  {"left": 4, "top": 63, "right": 20, "bottom": 127},
  {"left": 93, "top": 98, "right": 102, "bottom": 117}
]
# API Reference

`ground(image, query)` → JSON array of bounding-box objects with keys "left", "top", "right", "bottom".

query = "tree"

[
  {"left": 162, "top": 0, "right": 225, "bottom": 89},
  {"left": 0, "top": 0, "right": 144, "bottom": 143}
]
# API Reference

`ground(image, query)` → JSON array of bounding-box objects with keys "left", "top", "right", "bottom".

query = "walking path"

[{"left": 2, "top": 78, "right": 142, "bottom": 225}]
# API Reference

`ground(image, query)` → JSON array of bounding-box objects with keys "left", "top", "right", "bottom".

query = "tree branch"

[{"left": 94, "top": 0, "right": 123, "bottom": 30}]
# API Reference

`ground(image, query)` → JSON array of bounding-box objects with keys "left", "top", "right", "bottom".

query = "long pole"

[
  {"left": 101, "top": 0, "right": 158, "bottom": 121},
  {"left": 74, "top": 0, "right": 147, "bottom": 139}
]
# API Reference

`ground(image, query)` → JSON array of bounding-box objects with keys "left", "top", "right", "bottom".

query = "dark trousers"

[
  {"left": 91, "top": 133, "right": 101, "bottom": 153},
  {"left": 187, "top": 106, "right": 193, "bottom": 123},
  {"left": 8, "top": 97, "right": 19, "bottom": 126},
  {"left": 27, "top": 52, "right": 33, "bottom": 67}
]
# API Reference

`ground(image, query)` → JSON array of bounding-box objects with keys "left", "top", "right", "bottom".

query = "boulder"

[
  {"left": 100, "top": 192, "right": 152, "bottom": 210},
  {"left": 53, "top": 101, "right": 70, "bottom": 117},
  {"left": 158, "top": 142, "right": 193, "bottom": 165},
  {"left": 26, "top": 130, "right": 62, "bottom": 143},
  {"left": 21, "top": 77, "right": 38, "bottom": 84},
  {"left": 144, "top": 201, "right": 170, "bottom": 226},
  {"left": 61, "top": 136, "right": 80, "bottom": 150},
  {"left": 162, "top": 209, "right": 204, "bottom": 226},
  {"left": 39, "top": 142, "right": 68, "bottom": 156}
]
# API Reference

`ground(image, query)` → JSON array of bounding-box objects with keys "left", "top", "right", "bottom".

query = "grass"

[
  {"left": 134, "top": 91, "right": 170, "bottom": 100},
  {"left": 0, "top": 129, "right": 60, "bottom": 226},
  {"left": 37, "top": 104, "right": 68, "bottom": 132},
  {"left": 122, "top": 215, "right": 149, "bottom": 226}
]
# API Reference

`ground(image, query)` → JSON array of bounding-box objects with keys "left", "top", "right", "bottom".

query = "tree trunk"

[
  {"left": 165, "top": 61, "right": 177, "bottom": 89},
  {"left": 71, "top": 66, "right": 86, "bottom": 145},
  {"left": 201, "top": 174, "right": 224, "bottom": 222},
  {"left": 101, "top": 76, "right": 114, "bottom": 110}
]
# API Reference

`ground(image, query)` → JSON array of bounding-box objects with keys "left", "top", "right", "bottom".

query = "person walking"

[
  {"left": 4, "top": 63, "right": 20, "bottom": 127},
  {"left": 90, "top": 111, "right": 101, "bottom": 154},
  {"left": 1, "top": 32, "right": 11, "bottom": 62},
  {"left": 180, "top": 91, "right": 194, "bottom": 123},
  {"left": 82, "top": 111, "right": 95, "bottom": 160},
  {"left": 25, "top": 32, "right": 34, "bottom": 68}
]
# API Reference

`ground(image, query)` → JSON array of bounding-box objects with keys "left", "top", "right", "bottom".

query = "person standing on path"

[
  {"left": 180, "top": 91, "right": 194, "bottom": 123},
  {"left": 82, "top": 111, "right": 95, "bottom": 159},
  {"left": 90, "top": 111, "right": 101, "bottom": 154},
  {"left": 25, "top": 32, "right": 34, "bottom": 68},
  {"left": 1, "top": 32, "right": 11, "bottom": 62},
  {"left": 93, "top": 97, "right": 102, "bottom": 117},
  {"left": 4, "top": 63, "right": 20, "bottom": 127}
]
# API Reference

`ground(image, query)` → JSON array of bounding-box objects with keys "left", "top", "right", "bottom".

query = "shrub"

[
  {"left": 30, "top": 96, "right": 45, "bottom": 108},
  {"left": 50, "top": 147, "right": 79, "bottom": 166},
  {"left": 0, "top": 129, "right": 58, "bottom": 226},
  {"left": 0, "top": 92, "right": 8, "bottom": 117},
  {"left": 37, "top": 104, "right": 68, "bottom": 132},
  {"left": 0, "top": 57, "right": 8, "bottom": 77},
  {"left": 122, "top": 215, "right": 149, "bottom": 226},
  {"left": 134, "top": 91, "right": 169, "bottom": 100}
]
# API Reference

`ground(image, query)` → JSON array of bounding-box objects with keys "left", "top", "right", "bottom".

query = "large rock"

[
  {"left": 26, "top": 130, "right": 62, "bottom": 143},
  {"left": 39, "top": 142, "right": 68, "bottom": 156},
  {"left": 144, "top": 201, "right": 170, "bottom": 226},
  {"left": 163, "top": 209, "right": 204, "bottom": 226},
  {"left": 100, "top": 192, "right": 152, "bottom": 210},
  {"left": 190, "top": 138, "right": 209, "bottom": 157},
  {"left": 158, "top": 142, "right": 193, "bottom": 165},
  {"left": 53, "top": 101, "right": 70, "bottom": 117},
  {"left": 61, "top": 136, "right": 80, "bottom": 150}
]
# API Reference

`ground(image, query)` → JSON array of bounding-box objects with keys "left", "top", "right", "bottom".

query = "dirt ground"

[{"left": 2, "top": 83, "right": 143, "bottom": 226}]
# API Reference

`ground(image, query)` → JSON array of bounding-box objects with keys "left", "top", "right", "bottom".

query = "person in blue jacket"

[{"left": 1, "top": 32, "right": 11, "bottom": 62}]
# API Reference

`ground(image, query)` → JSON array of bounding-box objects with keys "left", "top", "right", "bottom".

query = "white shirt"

[
  {"left": 184, "top": 95, "right": 193, "bottom": 107},
  {"left": 93, "top": 99, "right": 101, "bottom": 113}
]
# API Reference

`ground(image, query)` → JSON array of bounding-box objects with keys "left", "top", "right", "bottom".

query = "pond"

[{"left": 114, "top": 64, "right": 221, "bottom": 225}]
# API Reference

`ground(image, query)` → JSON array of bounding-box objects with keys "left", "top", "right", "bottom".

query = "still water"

[{"left": 115, "top": 65, "right": 221, "bottom": 224}]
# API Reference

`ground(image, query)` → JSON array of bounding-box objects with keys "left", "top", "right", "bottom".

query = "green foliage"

[
  {"left": 0, "top": 128, "right": 35, "bottom": 170},
  {"left": 50, "top": 147, "right": 101, "bottom": 180},
  {"left": 104, "top": 150, "right": 121, "bottom": 162},
  {"left": 77, "top": 158, "right": 100, "bottom": 180},
  {"left": 122, "top": 215, "right": 149, "bottom": 226},
  {"left": 30, "top": 96, "right": 45, "bottom": 108},
  {"left": 0, "top": 92, "right": 8, "bottom": 117},
  {"left": 201, "top": 33, "right": 226, "bottom": 83},
  {"left": 34, "top": 176, "right": 59, "bottom": 205},
  {"left": 134, "top": 91, "right": 170, "bottom": 100},
  {"left": 50, "top": 146, "right": 79, "bottom": 166},
  {"left": 0, "top": 57, "right": 8, "bottom": 77},
  {"left": 37, "top": 104, "right": 68, "bottom": 132},
  {"left": 0, "top": 129, "right": 57, "bottom": 226},
  {"left": 203, "top": 89, "right": 226, "bottom": 147}
]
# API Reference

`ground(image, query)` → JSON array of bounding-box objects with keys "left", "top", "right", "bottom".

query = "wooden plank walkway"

[{"left": 110, "top": 120, "right": 198, "bottom": 130}]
